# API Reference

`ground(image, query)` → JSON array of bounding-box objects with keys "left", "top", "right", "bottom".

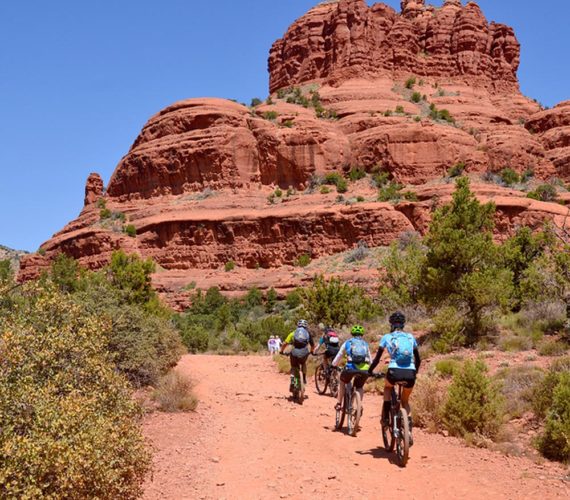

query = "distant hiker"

[
  {"left": 275, "top": 336, "right": 282, "bottom": 352},
  {"left": 332, "top": 325, "right": 371, "bottom": 415},
  {"left": 268, "top": 336, "right": 276, "bottom": 355},
  {"left": 368, "top": 311, "right": 421, "bottom": 445},
  {"left": 280, "top": 319, "right": 314, "bottom": 390},
  {"left": 312, "top": 326, "right": 341, "bottom": 371}
]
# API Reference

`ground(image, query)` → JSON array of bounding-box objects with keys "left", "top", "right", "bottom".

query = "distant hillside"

[{"left": 0, "top": 244, "right": 29, "bottom": 273}]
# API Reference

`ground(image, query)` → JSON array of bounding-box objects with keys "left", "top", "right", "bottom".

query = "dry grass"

[
  {"left": 273, "top": 353, "right": 319, "bottom": 377},
  {"left": 153, "top": 371, "right": 198, "bottom": 412},
  {"left": 413, "top": 374, "right": 448, "bottom": 433}
]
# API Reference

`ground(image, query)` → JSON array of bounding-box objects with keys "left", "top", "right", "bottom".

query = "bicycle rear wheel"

[
  {"left": 334, "top": 396, "right": 346, "bottom": 431},
  {"left": 315, "top": 364, "right": 328, "bottom": 395},
  {"left": 396, "top": 408, "right": 410, "bottom": 467},
  {"left": 298, "top": 373, "right": 305, "bottom": 405},
  {"left": 329, "top": 369, "right": 339, "bottom": 398},
  {"left": 349, "top": 390, "right": 362, "bottom": 437},
  {"left": 382, "top": 410, "right": 395, "bottom": 451}
]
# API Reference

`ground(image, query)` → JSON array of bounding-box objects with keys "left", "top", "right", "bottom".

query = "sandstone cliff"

[{"left": 19, "top": 0, "right": 570, "bottom": 305}]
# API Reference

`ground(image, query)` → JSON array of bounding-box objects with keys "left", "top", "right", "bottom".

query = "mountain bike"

[
  {"left": 334, "top": 369, "right": 368, "bottom": 437},
  {"left": 379, "top": 376, "right": 411, "bottom": 467},
  {"left": 314, "top": 354, "right": 340, "bottom": 397},
  {"left": 280, "top": 352, "right": 305, "bottom": 404}
]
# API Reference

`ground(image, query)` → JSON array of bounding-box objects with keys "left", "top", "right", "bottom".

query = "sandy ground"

[{"left": 143, "top": 355, "right": 569, "bottom": 500}]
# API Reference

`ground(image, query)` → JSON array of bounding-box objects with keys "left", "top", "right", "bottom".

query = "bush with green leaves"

[
  {"left": 301, "top": 275, "right": 362, "bottom": 326},
  {"left": 225, "top": 260, "right": 236, "bottom": 272},
  {"left": 378, "top": 182, "right": 404, "bottom": 202},
  {"left": 296, "top": 254, "right": 311, "bottom": 267},
  {"left": 531, "top": 357, "right": 570, "bottom": 419},
  {"left": 527, "top": 184, "right": 558, "bottom": 202},
  {"left": 124, "top": 224, "right": 137, "bottom": 237},
  {"left": 348, "top": 167, "right": 366, "bottom": 181},
  {"left": 286, "top": 289, "right": 302, "bottom": 309},
  {"left": 447, "top": 161, "right": 465, "bottom": 178},
  {"left": 443, "top": 360, "right": 503, "bottom": 439},
  {"left": 431, "top": 306, "right": 466, "bottom": 353},
  {"left": 500, "top": 168, "right": 520, "bottom": 186},
  {"left": 0, "top": 283, "right": 150, "bottom": 498},
  {"left": 422, "top": 177, "right": 513, "bottom": 342},
  {"left": 250, "top": 97, "right": 262, "bottom": 107},
  {"left": 395, "top": 105, "right": 405, "bottom": 114},
  {"left": 265, "top": 287, "right": 278, "bottom": 312},
  {"left": 538, "top": 372, "right": 570, "bottom": 462},
  {"left": 0, "top": 259, "right": 13, "bottom": 283},
  {"left": 263, "top": 111, "right": 278, "bottom": 121},
  {"left": 405, "top": 76, "right": 416, "bottom": 89},
  {"left": 411, "top": 92, "right": 422, "bottom": 103}
]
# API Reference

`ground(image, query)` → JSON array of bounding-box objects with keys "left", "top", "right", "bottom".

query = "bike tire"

[
  {"left": 349, "top": 390, "right": 362, "bottom": 437},
  {"left": 346, "top": 386, "right": 355, "bottom": 436},
  {"left": 299, "top": 373, "right": 305, "bottom": 405},
  {"left": 329, "top": 369, "right": 339, "bottom": 398},
  {"left": 315, "top": 364, "right": 328, "bottom": 395},
  {"left": 382, "top": 411, "right": 395, "bottom": 451},
  {"left": 396, "top": 408, "right": 410, "bottom": 467},
  {"left": 334, "top": 397, "right": 346, "bottom": 431}
]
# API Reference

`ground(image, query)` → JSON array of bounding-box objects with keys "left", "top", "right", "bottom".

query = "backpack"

[
  {"left": 293, "top": 327, "right": 310, "bottom": 347},
  {"left": 349, "top": 338, "right": 368, "bottom": 365},
  {"left": 388, "top": 332, "right": 414, "bottom": 367},
  {"left": 325, "top": 332, "right": 339, "bottom": 346}
]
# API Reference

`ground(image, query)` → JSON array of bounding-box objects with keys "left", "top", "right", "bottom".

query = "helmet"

[
  {"left": 351, "top": 325, "right": 364, "bottom": 336},
  {"left": 389, "top": 311, "right": 406, "bottom": 328},
  {"left": 297, "top": 319, "right": 309, "bottom": 329}
]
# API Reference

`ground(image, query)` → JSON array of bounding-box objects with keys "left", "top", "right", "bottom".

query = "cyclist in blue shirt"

[{"left": 368, "top": 312, "right": 421, "bottom": 438}]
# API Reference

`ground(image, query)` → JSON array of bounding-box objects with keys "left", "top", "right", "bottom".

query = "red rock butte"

[{"left": 19, "top": 0, "right": 570, "bottom": 307}]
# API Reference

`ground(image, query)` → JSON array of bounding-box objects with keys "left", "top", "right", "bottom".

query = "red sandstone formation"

[{"left": 19, "top": 0, "right": 570, "bottom": 303}]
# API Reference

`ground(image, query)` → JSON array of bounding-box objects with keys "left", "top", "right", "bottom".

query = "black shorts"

[
  {"left": 324, "top": 346, "right": 340, "bottom": 359},
  {"left": 290, "top": 347, "right": 309, "bottom": 368},
  {"left": 386, "top": 368, "right": 416, "bottom": 388},
  {"left": 340, "top": 369, "right": 369, "bottom": 389}
]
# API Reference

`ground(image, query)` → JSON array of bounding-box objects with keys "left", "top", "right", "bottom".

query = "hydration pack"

[
  {"left": 325, "top": 332, "right": 339, "bottom": 346},
  {"left": 349, "top": 338, "right": 368, "bottom": 365},
  {"left": 388, "top": 332, "right": 414, "bottom": 367},
  {"left": 293, "top": 327, "right": 310, "bottom": 347}
]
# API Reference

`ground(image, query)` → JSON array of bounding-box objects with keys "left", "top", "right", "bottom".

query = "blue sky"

[{"left": 1, "top": 0, "right": 569, "bottom": 251}]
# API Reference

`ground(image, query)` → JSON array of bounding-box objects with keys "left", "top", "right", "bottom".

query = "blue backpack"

[
  {"left": 349, "top": 338, "right": 368, "bottom": 365},
  {"left": 388, "top": 332, "right": 414, "bottom": 367},
  {"left": 293, "top": 327, "right": 310, "bottom": 347}
]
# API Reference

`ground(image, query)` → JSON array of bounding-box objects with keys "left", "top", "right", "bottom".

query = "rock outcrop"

[{"left": 18, "top": 1, "right": 570, "bottom": 303}]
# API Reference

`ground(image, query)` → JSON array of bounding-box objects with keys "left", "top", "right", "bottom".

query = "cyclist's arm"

[
  {"left": 331, "top": 342, "right": 347, "bottom": 367},
  {"left": 368, "top": 347, "right": 384, "bottom": 373},
  {"left": 414, "top": 347, "right": 421, "bottom": 373},
  {"left": 280, "top": 332, "right": 294, "bottom": 353},
  {"left": 312, "top": 339, "right": 323, "bottom": 355}
]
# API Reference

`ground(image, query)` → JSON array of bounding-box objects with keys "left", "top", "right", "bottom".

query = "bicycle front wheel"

[
  {"left": 349, "top": 390, "right": 362, "bottom": 437},
  {"left": 335, "top": 397, "right": 346, "bottom": 431},
  {"left": 396, "top": 408, "right": 410, "bottom": 467},
  {"left": 315, "top": 364, "right": 328, "bottom": 395}
]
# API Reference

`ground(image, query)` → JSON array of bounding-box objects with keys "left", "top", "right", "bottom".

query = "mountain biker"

[
  {"left": 312, "top": 326, "right": 341, "bottom": 370},
  {"left": 280, "top": 319, "right": 315, "bottom": 389},
  {"left": 332, "top": 325, "right": 372, "bottom": 412},
  {"left": 368, "top": 311, "right": 421, "bottom": 443}
]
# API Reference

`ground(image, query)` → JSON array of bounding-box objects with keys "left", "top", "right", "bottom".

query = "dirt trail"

[{"left": 143, "top": 355, "right": 569, "bottom": 499}]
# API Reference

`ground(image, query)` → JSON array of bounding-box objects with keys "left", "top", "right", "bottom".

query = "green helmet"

[{"left": 351, "top": 325, "right": 364, "bottom": 336}]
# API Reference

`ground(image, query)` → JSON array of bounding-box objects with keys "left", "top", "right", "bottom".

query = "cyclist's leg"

[
  {"left": 337, "top": 370, "right": 351, "bottom": 408},
  {"left": 301, "top": 357, "right": 308, "bottom": 384},
  {"left": 354, "top": 373, "right": 368, "bottom": 404},
  {"left": 383, "top": 371, "right": 395, "bottom": 424},
  {"left": 401, "top": 387, "right": 413, "bottom": 415}
]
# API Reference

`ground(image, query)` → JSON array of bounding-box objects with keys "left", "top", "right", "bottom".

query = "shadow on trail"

[{"left": 356, "top": 447, "right": 401, "bottom": 466}]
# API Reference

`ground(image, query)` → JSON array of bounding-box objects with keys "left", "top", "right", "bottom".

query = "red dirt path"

[{"left": 143, "top": 355, "right": 569, "bottom": 499}]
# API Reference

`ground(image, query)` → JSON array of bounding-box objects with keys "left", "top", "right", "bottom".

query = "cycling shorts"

[
  {"left": 324, "top": 346, "right": 340, "bottom": 359},
  {"left": 340, "top": 369, "right": 368, "bottom": 389},
  {"left": 386, "top": 368, "right": 416, "bottom": 388},
  {"left": 290, "top": 347, "right": 309, "bottom": 368}
]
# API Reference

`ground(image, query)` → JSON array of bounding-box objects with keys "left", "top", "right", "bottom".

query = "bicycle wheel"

[
  {"left": 315, "top": 364, "right": 328, "bottom": 395},
  {"left": 349, "top": 390, "right": 362, "bottom": 437},
  {"left": 299, "top": 373, "right": 305, "bottom": 405},
  {"left": 334, "top": 396, "right": 346, "bottom": 431},
  {"left": 396, "top": 408, "right": 410, "bottom": 467},
  {"left": 329, "top": 369, "right": 339, "bottom": 398},
  {"left": 382, "top": 409, "right": 395, "bottom": 451}
]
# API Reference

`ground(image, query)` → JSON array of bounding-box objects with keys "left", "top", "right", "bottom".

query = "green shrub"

[
  {"left": 395, "top": 105, "right": 405, "bottom": 114},
  {"left": 378, "top": 182, "right": 404, "bottom": 202},
  {"left": 403, "top": 191, "right": 418, "bottom": 201},
  {"left": 124, "top": 224, "right": 137, "bottom": 237},
  {"left": 180, "top": 325, "right": 210, "bottom": 353},
  {"left": 0, "top": 283, "right": 150, "bottom": 498},
  {"left": 265, "top": 288, "right": 278, "bottom": 313},
  {"left": 499, "top": 335, "right": 533, "bottom": 352},
  {"left": 527, "top": 184, "right": 558, "bottom": 202},
  {"left": 250, "top": 97, "right": 262, "bottom": 107},
  {"left": 302, "top": 275, "right": 360, "bottom": 326},
  {"left": 108, "top": 250, "right": 156, "bottom": 306},
  {"left": 435, "top": 358, "right": 462, "bottom": 378},
  {"left": 414, "top": 116, "right": 421, "bottom": 122},
  {"left": 282, "top": 119, "right": 294, "bottom": 128},
  {"left": 448, "top": 162, "right": 465, "bottom": 178},
  {"left": 296, "top": 254, "right": 311, "bottom": 268},
  {"left": 443, "top": 360, "right": 503, "bottom": 439},
  {"left": 500, "top": 168, "right": 520, "bottom": 186},
  {"left": 100, "top": 208, "right": 112, "bottom": 219},
  {"left": 96, "top": 198, "right": 106, "bottom": 209},
  {"left": 521, "top": 168, "right": 535, "bottom": 183},
  {"left": 245, "top": 287, "right": 263, "bottom": 308},
  {"left": 372, "top": 171, "right": 390, "bottom": 187},
  {"left": 225, "top": 261, "right": 236, "bottom": 272},
  {"left": 348, "top": 167, "right": 366, "bottom": 181},
  {"left": 495, "top": 366, "right": 544, "bottom": 419},
  {"left": 49, "top": 253, "right": 80, "bottom": 293},
  {"left": 356, "top": 196, "right": 365, "bottom": 202},
  {"left": 384, "top": 110, "right": 393, "bottom": 117},
  {"left": 335, "top": 178, "right": 348, "bottom": 193},
  {"left": 405, "top": 76, "right": 416, "bottom": 89},
  {"left": 263, "top": 111, "right": 278, "bottom": 121},
  {"left": 538, "top": 339, "right": 568, "bottom": 357},
  {"left": 266, "top": 96, "right": 274, "bottom": 105},
  {"left": 286, "top": 289, "right": 302, "bottom": 309},
  {"left": 431, "top": 306, "right": 466, "bottom": 353},
  {"left": 0, "top": 260, "right": 12, "bottom": 283},
  {"left": 411, "top": 92, "right": 422, "bottom": 103},
  {"left": 320, "top": 185, "right": 331, "bottom": 194},
  {"left": 538, "top": 373, "right": 570, "bottom": 462}
]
